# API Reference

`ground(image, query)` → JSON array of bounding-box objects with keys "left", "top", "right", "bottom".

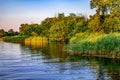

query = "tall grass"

[{"left": 67, "top": 32, "right": 120, "bottom": 58}]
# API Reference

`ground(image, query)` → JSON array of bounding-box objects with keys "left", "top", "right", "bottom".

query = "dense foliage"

[
  {"left": 0, "top": 29, "right": 19, "bottom": 38},
  {"left": 19, "top": 13, "right": 88, "bottom": 42},
  {"left": 66, "top": 0, "right": 120, "bottom": 58},
  {"left": 89, "top": 0, "right": 120, "bottom": 33},
  {"left": 18, "top": 0, "right": 120, "bottom": 42}
]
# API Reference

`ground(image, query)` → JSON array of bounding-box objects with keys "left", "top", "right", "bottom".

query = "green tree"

[
  {"left": 19, "top": 23, "right": 28, "bottom": 35},
  {"left": 19, "top": 23, "right": 42, "bottom": 36},
  {"left": 0, "top": 29, "right": 4, "bottom": 38},
  {"left": 90, "top": 0, "right": 120, "bottom": 33},
  {"left": 90, "top": 0, "right": 110, "bottom": 16}
]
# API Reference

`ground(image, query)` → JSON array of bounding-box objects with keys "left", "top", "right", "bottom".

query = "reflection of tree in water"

[
  {"left": 22, "top": 42, "right": 69, "bottom": 62},
  {"left": 108, "top": 69, "right": 120, "bottom": 80},
  {"left": 42, "top": 43, "right": 69, "bottom": 62},
  {"left": 68, "top": 56, "right": 120, "bottom": 80},
  {"left": 20, "top": 43, "right": 120, "bottom": 80},
  {"left": 96, "top": 58, "right": 120, "bottom": 80},
  {"left": 24, "top": 39, "right": 48, "bottom": 49},
  {"left": 97, "top": 65, "right": 109, "bottom": 80}
]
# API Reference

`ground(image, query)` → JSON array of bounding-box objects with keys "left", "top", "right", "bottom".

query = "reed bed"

[{"left": 67, "top": 32, "right": 120, "bottom": 59}]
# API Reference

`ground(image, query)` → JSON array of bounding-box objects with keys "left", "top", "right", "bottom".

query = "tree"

[
  {"left": 58, "top": 13, "right": 65, "bottom": 19},
  {"left": 7, "top": 29, "right": 15, "bottom": 36},
  {"left": 8, "top": 29, "right": 14, "bottom": 33},
  {"left": 19, "top": 23, "right": 42, "bottom": 36},
  {"left": 90, "top": 0, "right": 120, "bottom": 33},
  {"left": 19, "top": 23, "right": 28, "bottom": 35},
  {"left": 90, "top": 0, "right": 110, "bottom": 16},
  {"left": 88, "top": 14, "right": 101, "bottom": 32},
  {"left": 0, "top": 29, "right": 4, "bottom": 38}
]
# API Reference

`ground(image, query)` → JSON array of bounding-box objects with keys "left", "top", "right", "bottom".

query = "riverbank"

[
  {"left": 3, "top": 32, "right": 120, "bottom": 59},
  {"left": 3, "top": 35, "right": 29, "bottom": 42},
  {"left": 66, "top": 32, "right": 120, "bottom": 59}
]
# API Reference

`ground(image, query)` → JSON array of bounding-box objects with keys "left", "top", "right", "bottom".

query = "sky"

[{"left": 0, "top": 0, "right": 96, "bottom": 31}]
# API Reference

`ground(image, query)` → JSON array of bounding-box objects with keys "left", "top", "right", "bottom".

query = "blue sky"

[{"left": 0, "top": 0, "right": 95, "bottom": 31}]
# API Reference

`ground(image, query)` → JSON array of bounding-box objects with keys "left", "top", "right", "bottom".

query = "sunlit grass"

[
  {"left": 67, "top": 32, "right": 120, "bottom": 58},
  {"left": 25, "top": 36, "right": 48, "bottom": 49}
]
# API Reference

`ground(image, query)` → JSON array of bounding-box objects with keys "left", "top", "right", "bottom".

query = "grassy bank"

[
  {"left": 3, "top": 35, "right": 29, "bottom": 42},
  {"left": 66, "top": 32, "right": 120, "bottom": 59}
]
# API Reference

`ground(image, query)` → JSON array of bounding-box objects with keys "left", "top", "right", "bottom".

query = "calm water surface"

[{"left": 0, "top": 41, "right": 120, "bottom": 80}]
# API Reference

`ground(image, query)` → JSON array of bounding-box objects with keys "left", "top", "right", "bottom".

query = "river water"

[{"left": 0, "top": 41, "right": 120, "bottom": 80}]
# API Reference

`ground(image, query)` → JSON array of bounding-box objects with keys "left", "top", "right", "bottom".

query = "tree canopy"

[
  {"left": 19, "top": 13, "right": 88, "bottom": 42},
  {"left": 1, "top": 0, "right": 120, "bottom": 43}
]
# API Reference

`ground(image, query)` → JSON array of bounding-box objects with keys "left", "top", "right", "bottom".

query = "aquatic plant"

[{"left": 67, "top": 32, "right": 120, "bottom": 58}]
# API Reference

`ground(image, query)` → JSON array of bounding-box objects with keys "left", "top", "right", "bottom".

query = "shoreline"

[{"left": 67, "top": 49, "right": 120, "bottom": 60}]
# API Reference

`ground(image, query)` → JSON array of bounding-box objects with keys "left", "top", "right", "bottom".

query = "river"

[{"left": 0, "top": 41, "right": 120, "bottom": 80}]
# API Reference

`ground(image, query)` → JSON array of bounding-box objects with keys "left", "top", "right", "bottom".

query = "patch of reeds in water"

[{"left": 67, "top": 32, "right": 120, "bottom": 59}]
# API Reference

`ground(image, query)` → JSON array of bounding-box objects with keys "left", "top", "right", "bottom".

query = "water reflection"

[
  {"left": 25, "top": 39, "right": 48, "bottom": 49},
  {"left": 68, "top": 55, "right": 120, "bottom": 80},
  {"left": 0, "top": 41, "right": 120, "bottom": 80},
  {"left": 24, "top": 40, "right": 68, "bottom": 62}
]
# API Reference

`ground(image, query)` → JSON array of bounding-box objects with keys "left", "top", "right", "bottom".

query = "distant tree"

[
  {"left": 8, "top": 29, "right": 14, "bottom": 33},
  {"left": 58, "top": 13, "right": 65, "bottom": 19},
  {"left": 19, "top": 23, "right": 28, "bottom": 35},
  {"left": 18, "top": 13, "right": 88, "bottom": 42},
  {"left": 69, "top": 13, "right": 76, "bottom": 18},
  {"left": 0, "top": 29, "right": 4, "bottom": 38},
  {"left": 7, "top": 29, "right": 15, "bottom": 36}
]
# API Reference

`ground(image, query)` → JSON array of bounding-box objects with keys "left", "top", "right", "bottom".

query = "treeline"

[
  {"left": 19, "top": 0, "right": 120, "bottom": 43},
  {"left": 88, "top": 0, "right": 120, "bottom": 33},
  {"left": 19, "top": 13, "right": 88, "bottom": 42},
  {"left": 0, "top": 29, "right": 19, "bottom": 38},
  {"left": 1, "top": 0, "right": 120, "bottom": 44},
  {"left": 67, "top": 0, "right": 120, "bottom": 58}
]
